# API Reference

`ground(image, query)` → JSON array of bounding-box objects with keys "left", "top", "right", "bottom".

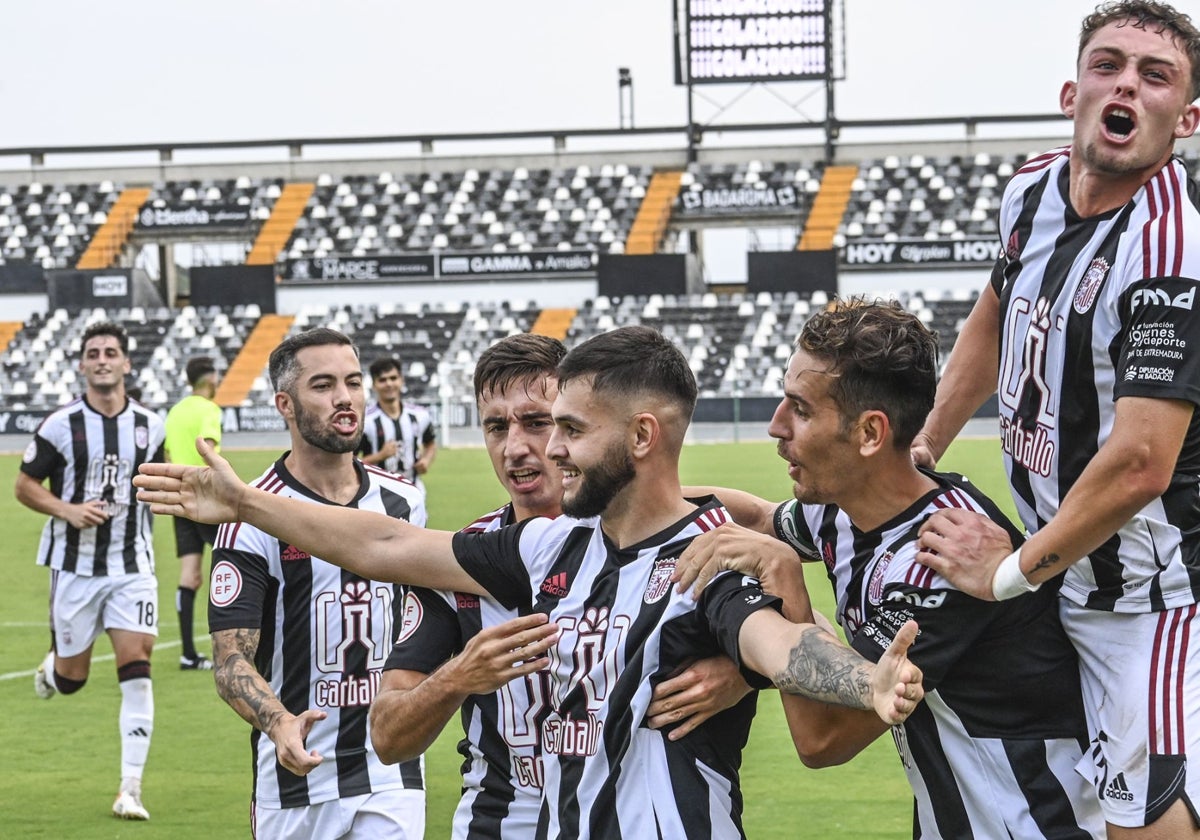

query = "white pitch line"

[{"left": 0, "top": 638, "right": 182, "bottom": 681}]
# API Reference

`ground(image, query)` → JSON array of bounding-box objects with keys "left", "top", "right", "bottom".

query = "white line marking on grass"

[{"left": 0, "top": 639, "right": 182, "bottom": 681}]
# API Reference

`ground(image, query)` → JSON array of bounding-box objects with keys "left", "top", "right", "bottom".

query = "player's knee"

[
  {"left": 55, "top": 672, "right": 87, "bottom": 694},
  {"left": 117, "top": 660, "right": 151, "bottom": 682}
]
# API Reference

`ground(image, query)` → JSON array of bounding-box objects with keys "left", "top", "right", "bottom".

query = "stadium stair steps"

[
  {"left": 0, "top": 320, "right": 23, "bottom": 352},
  {"left": 530, "top": 308, "right": 576, "bottom": 340},
  {"left": 76, "top": 188, "right": 151, "bottom": 269},
  {"left": 797, "top": 165, "right": 859, "bottom": 251},
  {"left": 214, "top": 313, "right": 295, "bottom": 407},
  {"left": 246, "top": 183, "right": 316, "bottom": 266},
  {"left": 625, "top": 170, "right": 684, "bottom": 255}
]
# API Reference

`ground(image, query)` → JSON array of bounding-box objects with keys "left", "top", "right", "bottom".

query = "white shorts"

[
  {"left": 1061, "top": 599, "right": 1200, "bottom": 828},
  {"left": 252, "top": 788, "right": 425, "bottom": 840},
  {"left": 50, "top": 569, "right": 159, "bottom": 658}
]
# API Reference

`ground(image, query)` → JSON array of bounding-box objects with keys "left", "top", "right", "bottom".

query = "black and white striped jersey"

[
  {"left": 774, "top": 471, "right": 1105, "bottom": 839},
  {"left": 20, "top": 397, "right": 165, "bottom": 576},
  {"left": 450, "top": 498, "right": 781, "bottom": 840},
  {"left": 992, "top": 149, "right": 1200, "bottom": 612},
  {"left": 359, "top": 401, "right": 435, "bottom": 483},
  {"left": 208, "top": 456, "right": 427, "bottom": 810},
  {"left": 383, "top": 502, "right": 547, "bottom": 839}
]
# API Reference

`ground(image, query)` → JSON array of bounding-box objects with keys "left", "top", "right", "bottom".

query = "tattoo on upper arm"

[
  {"left": 213, "top": 628, "right": 286, "bottom": 733},
  {"left": 773, "top": 627, "right": 871, "bottom": 710}
]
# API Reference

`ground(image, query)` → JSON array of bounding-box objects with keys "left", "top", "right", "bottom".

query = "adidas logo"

[
  {"left": 125, "top": 727, "right": 150, "bottom": 738},
  {"left": 280, "top": 544, "right": 310, "bottom": 562},
  {"left": 540, "top": 571, "right": 569, "bottom": 597},
  {"left": 1104, "top": 772, "right": 1135, "bottom": 802}
]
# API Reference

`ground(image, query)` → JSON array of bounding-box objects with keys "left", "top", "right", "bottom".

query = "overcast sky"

[{"left": 5, "top": 0, "right": 1092, "bottom": 154}]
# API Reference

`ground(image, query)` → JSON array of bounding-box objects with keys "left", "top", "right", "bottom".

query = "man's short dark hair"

[
  {"left": 80, "top": 321, "right": 129, "bottom": 356},
  {"left": 1080, "top": 1, "right": 1200, "bottom": 101},
  {"left": 185, "top": 356, "right": 217, "bottom": 387},
  {"left": 473, "top": 333, "right": 567, "bottom": 401},
  {"left": 268, "top": 327, "right": 358, "bottom": 394},
  {"left": 368, "top": 357, "right": 403, "bottom": 381},
  {"left": 796, "top": 298, "right": 939, "bottom": 450},
  {"left": 557, "top": 325, "right": 698, "bottom": 418}
]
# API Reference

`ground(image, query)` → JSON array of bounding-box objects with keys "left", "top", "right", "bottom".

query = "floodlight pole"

[{"left": 823, "top": 1, "right": 837, "bottom": 165}]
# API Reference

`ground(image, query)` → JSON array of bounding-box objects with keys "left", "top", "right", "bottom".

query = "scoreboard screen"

[{"left": 676, "top": 0, "right": 830, "bottom": 85}]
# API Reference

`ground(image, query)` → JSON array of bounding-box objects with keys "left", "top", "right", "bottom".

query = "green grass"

[{"left": 0, "top": 436, "right": 1010, "bottom": 838}]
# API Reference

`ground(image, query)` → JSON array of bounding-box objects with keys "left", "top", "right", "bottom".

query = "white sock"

[{"left": 118, "top": 677, "right": 154, "bottom": 780}]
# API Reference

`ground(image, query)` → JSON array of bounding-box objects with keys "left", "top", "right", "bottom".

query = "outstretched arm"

[
  {"left": 371, "top": 613, "right": 558, "bottom": 764},
  {"left": 135, "top": 437, "right": 482, "bottom": 593},
  {"left": 739, "top": 611, "right": 922, "bottom": 725},
  {"left": 212, "top": 628, "right": 325, "bottom": 776},
  {"left": 911, "top": 284, "right": 1001, "bottom": 468}
]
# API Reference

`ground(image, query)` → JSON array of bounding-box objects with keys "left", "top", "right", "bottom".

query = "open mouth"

[
  {"left": 1104, "top": 107, "right": 1135, "bottom": 139},
  {"left": 509, "top": 468, "right": 541, "bottom": 489},
  {"left": 332, "top": 413, "right": 358, "bottom": 434}
]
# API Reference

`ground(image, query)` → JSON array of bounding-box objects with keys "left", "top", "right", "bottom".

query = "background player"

[
  {"left": 359, "top": 356, "right": 437, "bottom": 492},
  {"left": 206, "top": 327, "right": 427, "bottom": 839},
  {"left": 910, "top": 3, "right": 1200, "bottom": 836},
  {"left": 137, "top": 324, "right": 924, "bottom": 839},
  {"left": 164, "top": 355, "right": 223, "bottom": 670},
  {"left": 16, "top": 321, "right": 165, "bottom": 821}
]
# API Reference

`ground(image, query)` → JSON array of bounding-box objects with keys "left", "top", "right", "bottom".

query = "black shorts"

[{"left": 173, "top": 516, "right": 218, "bottom": 557}]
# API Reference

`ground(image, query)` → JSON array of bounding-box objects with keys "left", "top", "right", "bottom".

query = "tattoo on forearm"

[
  {"left": 773, "top": 627, "right": 871, "bottom": 710},
  {"left": 214, "top": 628, "right": 286, "bottom": 734},
  {"left": 1030, "top": 553, "right": 1060, "bottom": 574}
]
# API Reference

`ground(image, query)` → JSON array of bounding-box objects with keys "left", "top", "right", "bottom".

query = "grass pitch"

[{"left": 0, "top": 437, "right": 1011, "bottom": 838}]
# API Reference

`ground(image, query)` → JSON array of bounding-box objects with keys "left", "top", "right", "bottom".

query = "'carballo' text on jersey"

[
  {"left": 450, "top": 498, "right": 781, "bottom": 840},
  {"left": 992, "top": 149, "right": 1200, "bottom": 612},
  {"left": 774, "top": 470, "right": 1104, "bottom": 839},
  {"left": 208, "top": 456, "right": 427, "bottom": 809}
]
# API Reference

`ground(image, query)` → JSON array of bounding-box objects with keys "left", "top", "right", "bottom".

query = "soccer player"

[
  {"left": 908, "top": 4, "right": 1200, "bottom": 836},
  {"left": 359, "top": 356, "right": 437, "bottom": 491},
  {"left": 672, "top": 301, "right": 1105, "bottom": 838},
  {"left": 137, "top": 324, "right": 924, "bottom": 839},
  {"left": 15, "top": 321, "right": 165, "bottom": 821},
  {"left": 164, "top": 355, "right": 223, "bottom": 671},
  {"left": 370, "top": 332, "right": 753, "bottom": 837},
  {"left": 206, "top": 328, "right": 426, "bottom": 839}
]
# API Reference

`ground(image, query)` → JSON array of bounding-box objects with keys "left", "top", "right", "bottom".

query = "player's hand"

[
  {"left": 674, "top": 522, "right": 800, "bottom": 598},
  {"left": 915, "top": 509, "right": 1012, "bottom": 601},
  {"left": 646, "top": 655, "right": 753, "bottom": 740},
  {"left": 64, "top": 499, "right": 110, "bottom": 529},
  {"left": 134, "top": 436, "right": 245, "bottom": 524},
  {"left": 871, "top": 620, "right": 923, "bottom": 725},
  {"left": 379, "top": 440, "right": 399, "bottom": 459},
  {"left": 440, "top": 613, "right": 558, "bottom": 696},
  {"left": 268, "top": 709, "right": 327, "bottom": 776},
  {"left": 909, "top": 431, "right": 940, "bottom": 470},
  {"left": 414, "top": 457, "right": 429, "bottom": 475}
]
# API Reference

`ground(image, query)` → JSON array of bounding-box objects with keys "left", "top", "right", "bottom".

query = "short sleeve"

[
  {"left": 383, "top": 586, "right": 462, "bottom": 673},
  {"left": 701, "top": 571, "right": 784, "bottom": 689},
  {"left": 207, "top": 548, "right": 274, "bottom": 632}
]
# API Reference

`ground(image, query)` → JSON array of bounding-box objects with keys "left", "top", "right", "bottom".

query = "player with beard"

[
  {"left": 910, "top": 4, "right": 1200, "bottom": 836},
  {"left": 206, "top": 327, "right": 427, "bottom": 839},
  {"left": 370, "top": 333, "right": 754, "bottom": 838},
  {"left": 137, "top": 324, "right": 925, "bottom": 840}
]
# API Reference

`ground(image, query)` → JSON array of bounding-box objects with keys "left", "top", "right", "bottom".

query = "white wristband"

[{"left": 991, "top": 549, "right": 1040, "bottom": 601}]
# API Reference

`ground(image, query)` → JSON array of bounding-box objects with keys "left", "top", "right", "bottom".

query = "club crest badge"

[
  {"left": 868, "top": 551, "right": 895, "bottom": 605},
  {"left": 1074, "top": 257, "right": 1109, "bottom": 314},
  {"left": 645, "top": 556, "right": 677, "bottom": 604}
]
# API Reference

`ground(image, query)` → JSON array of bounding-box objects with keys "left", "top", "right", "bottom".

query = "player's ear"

[
  {"left": 855, "top": 410, "right": 889, "bottom": 457},
  {"left": 628, "top": 411, "right": 659, "bottom": 458},
  {"left": 1175, "top": 102, "right": 1200, "bottom": 140},
  {"left": 1060, "top": 80, "right": 1077, "bottom": 119},
  {"left": 275, "top": 391, "right": 293, "bottom": 422}
]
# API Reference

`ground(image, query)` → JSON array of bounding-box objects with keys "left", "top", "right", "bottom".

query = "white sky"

[{"left": 4, "top": 0, "right": 1091, "bottom": 153}]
